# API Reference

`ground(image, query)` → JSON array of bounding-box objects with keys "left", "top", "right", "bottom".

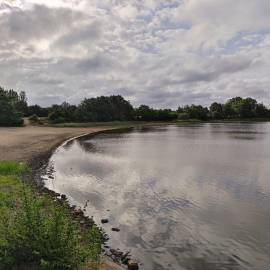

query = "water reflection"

[{"left": 44, "top": 123, "right": 270, "bottom": 270}]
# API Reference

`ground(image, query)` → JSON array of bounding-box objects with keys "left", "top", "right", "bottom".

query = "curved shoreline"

[{"left": 0, "top": 125, "right": 132, "bottom": 270}]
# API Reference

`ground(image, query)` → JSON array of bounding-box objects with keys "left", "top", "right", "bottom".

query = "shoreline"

[{"left": 0, "top": 125, "right": 131, "bottom": 270}]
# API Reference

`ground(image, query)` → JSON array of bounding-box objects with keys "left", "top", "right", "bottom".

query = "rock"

[
  {"left": 101, "top": 218, "right": 109, "bottom": 224},
  {"left": 128, "top": 260, "right": 139, "bottom": 270},
  {"left": 121, "top": 252, "right": 131, "bottom": 265},
  {"left": 110, "top": 249, "right": 123, "bottom": 257},
  {"left": 111, "top": 227, "right": 120, "bottom": 232},
  {"left": 60, "top": 194, "right": 67, "bottom": 200}
]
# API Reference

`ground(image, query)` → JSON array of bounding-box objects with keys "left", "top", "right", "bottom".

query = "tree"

[
  {"left": 239, "top": 98, "right": 257, "bottom": 118},
  {"left": 224, "top": 97, "right": 244, "bottom": 118},
  {"left": 48, "top": 102, "right": 77, "bottom": 123},
  {"left": 209, "top": 102, "right": 224, "bottom": 119},
  {"left": 0, "top": 96, "right": 23, "bottom": 127},
  {"left": 27, "top": 105, "right": 49, "bottom": 117},
  {"left": 15, "top": 91, "right": 28, "bottom": 115},
  {"left": 255, "top": 103, "right": 269, "bottom": 117},
  {"left": 182, "top": 105, "right": 209, "bottom": 120},
  {"left": 135, "top": 105, "right": 156, "bottom": 121},
  {"left": 75, "top": 95, "right": 134, "bottom": 122}
]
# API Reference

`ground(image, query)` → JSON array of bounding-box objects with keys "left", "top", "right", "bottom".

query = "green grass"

[
  {"left": 0, "top": 161, "right": 27, "bottom": 176},
  {"left": 0, "top": 161, "right": 102, "bottom": 270}
]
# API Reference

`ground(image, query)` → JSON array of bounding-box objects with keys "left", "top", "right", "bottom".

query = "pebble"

[{"left": 101, "top": 218, "right": 109, "bottom": 224}]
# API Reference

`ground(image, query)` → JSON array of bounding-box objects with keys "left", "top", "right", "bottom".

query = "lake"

[{"left": 43, "top": 123, "right": 270, "bottom": 270}]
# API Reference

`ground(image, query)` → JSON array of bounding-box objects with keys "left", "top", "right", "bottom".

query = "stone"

[
  {"left": 111, "top": 227, "right": 120, "bottom": 232},
  {"left": 60, "top": 194, "right": 67, "bottom": 200},
  {"left": 128, "top": 260, "right": 139, "bottom": 270},
  {"left": 101, "top": 218, "right": 109, "bottom": 224}
]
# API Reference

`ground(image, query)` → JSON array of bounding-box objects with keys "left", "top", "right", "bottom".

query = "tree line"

[{"left": 1, "top": 86, "right": 270, "bottom": 126}]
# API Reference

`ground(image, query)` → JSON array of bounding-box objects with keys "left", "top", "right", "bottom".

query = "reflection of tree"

[
  {"left": 76, "top": 139, "right": 96, "bottom": 153},
  {"left": 62, "top": 140, "right": 75, "bottom": 150},
  {"left": 209, "top": 122, "right": 265, "bottom": 141}
]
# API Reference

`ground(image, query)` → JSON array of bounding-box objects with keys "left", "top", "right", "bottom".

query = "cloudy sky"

[{"left": 0, "top": 0, "right": 270, "bottom": 108}]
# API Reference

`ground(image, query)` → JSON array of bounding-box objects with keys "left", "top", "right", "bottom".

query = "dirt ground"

[{"left": 0, "top": 126, "right": 111, "bottom": 162}]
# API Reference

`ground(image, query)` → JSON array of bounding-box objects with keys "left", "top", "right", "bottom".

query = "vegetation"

[
  {"left": 0, "top": 161, "right": 102, "bottom": 270},
  {"left": 0, "top": 87, "right": 25, "bottom": 126},
  {"left": 1, "top": 85, "right": 270, "bottom": 126}
]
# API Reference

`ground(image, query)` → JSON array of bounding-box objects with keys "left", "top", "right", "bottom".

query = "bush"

[
  {"left": 0, "top": 162, "right": 101, "bottom": 270},
  {"left": 29, "top": 114, "right": 39, "bottom": 122},
  {"left": 178, "top": 113, "right": 189, "bottom": 120},
  {"left": 51, "top": 117, "right": 67, "bottom": 124}
]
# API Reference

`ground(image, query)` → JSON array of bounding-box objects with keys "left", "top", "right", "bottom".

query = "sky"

[{"left": 0, "top": 0, "right": 270, "bottom": 108}]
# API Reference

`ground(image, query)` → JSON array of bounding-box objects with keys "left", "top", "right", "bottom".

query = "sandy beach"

[{"left": 0, "top": 126, "right": 112, "bottom": 162}]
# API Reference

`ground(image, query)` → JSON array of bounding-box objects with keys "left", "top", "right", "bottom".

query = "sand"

[{"left": 0, "top": 126, "right": 111, "bottom": 162}]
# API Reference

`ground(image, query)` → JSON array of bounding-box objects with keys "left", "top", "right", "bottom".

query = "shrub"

[
  {"left": 29, "top": 114, "right": 39, "bottom": 122},
  {"left": 178, "top": 113, "right": 189, "bottom": 120},
  {"left": 51, "top": 117, "right": 67, "bottom": 124},
  {"left": 0, "top": 162, "right": 102, "bottom": 270}
]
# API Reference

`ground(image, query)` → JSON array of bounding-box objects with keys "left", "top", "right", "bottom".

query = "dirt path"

[{"left": 0, "top": 126, "right": 112, "bottom": 162}]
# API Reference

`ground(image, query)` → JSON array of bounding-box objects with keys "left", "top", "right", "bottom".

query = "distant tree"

[
  {"left": 239, "top": 98, "right": 257, "bottom": 118},
  {"left": 27, "top": 105, "right": 49, "bottom": 117},
  {"left": 135, "top": 105, "right": 156, "bottom": 121},
  {"left": 0, "top": 87, "right": 24, "bottom": 126},
  {"left": 209, "top": 102, "right": 224, "bottom": 119},
  {"left": 182, "top": 105, "right": 209, "bottom": 120},
  {"left": 177, "top": 106, "right": 184, "bottom": 114},
  {"left": 48, "top": 102, "right": 77, "bottom": 123},
  {"left": 255, "top": 103, "right": 269, "bottom": 117},
  {"left": 225, "top": 97, "right": 243, "bottom": 118},
  {"left": 224, "top": 97, "right": 264, "bottom": 119},
  {"left": 75, "top": 95, "right": 134, "bottom": 122},
  {"left": 156, "top": 109, "right": 178, "bottom": 121},
  {"left": 16, "top": 91, "right": 28, "bottom": 115}
]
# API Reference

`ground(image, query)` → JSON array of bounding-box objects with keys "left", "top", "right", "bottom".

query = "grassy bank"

[{"left": 0, "top": 161, "right": 102, "bottom": 270}]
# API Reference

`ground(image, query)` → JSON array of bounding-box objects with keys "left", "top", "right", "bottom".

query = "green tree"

[
  {"left": 183, "top": 105, "right": 209, "bottom": 120},
  {"left": 75, "top": 95, "right": 134, "bottom": 122},
  {"left": 0, "top": 87, "right": 24, "bottom": 126},
  {"left": 209, "top": 102, "right": 224, "bottom": 119},
  {"left": 135, "top": 105, "right": 156, "bottom": 121}
]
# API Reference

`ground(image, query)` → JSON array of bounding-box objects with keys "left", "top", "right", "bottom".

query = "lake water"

[{"left": 44, "top": 123, "right": 270, "bottom": 270}]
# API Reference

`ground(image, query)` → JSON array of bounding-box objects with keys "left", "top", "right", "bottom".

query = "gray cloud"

[
  {"left": 0, "top": 1, "right": 270, "bottom": 107},
  {"left": 0, "top": 5, "right": 83, "bottom": 43}
]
